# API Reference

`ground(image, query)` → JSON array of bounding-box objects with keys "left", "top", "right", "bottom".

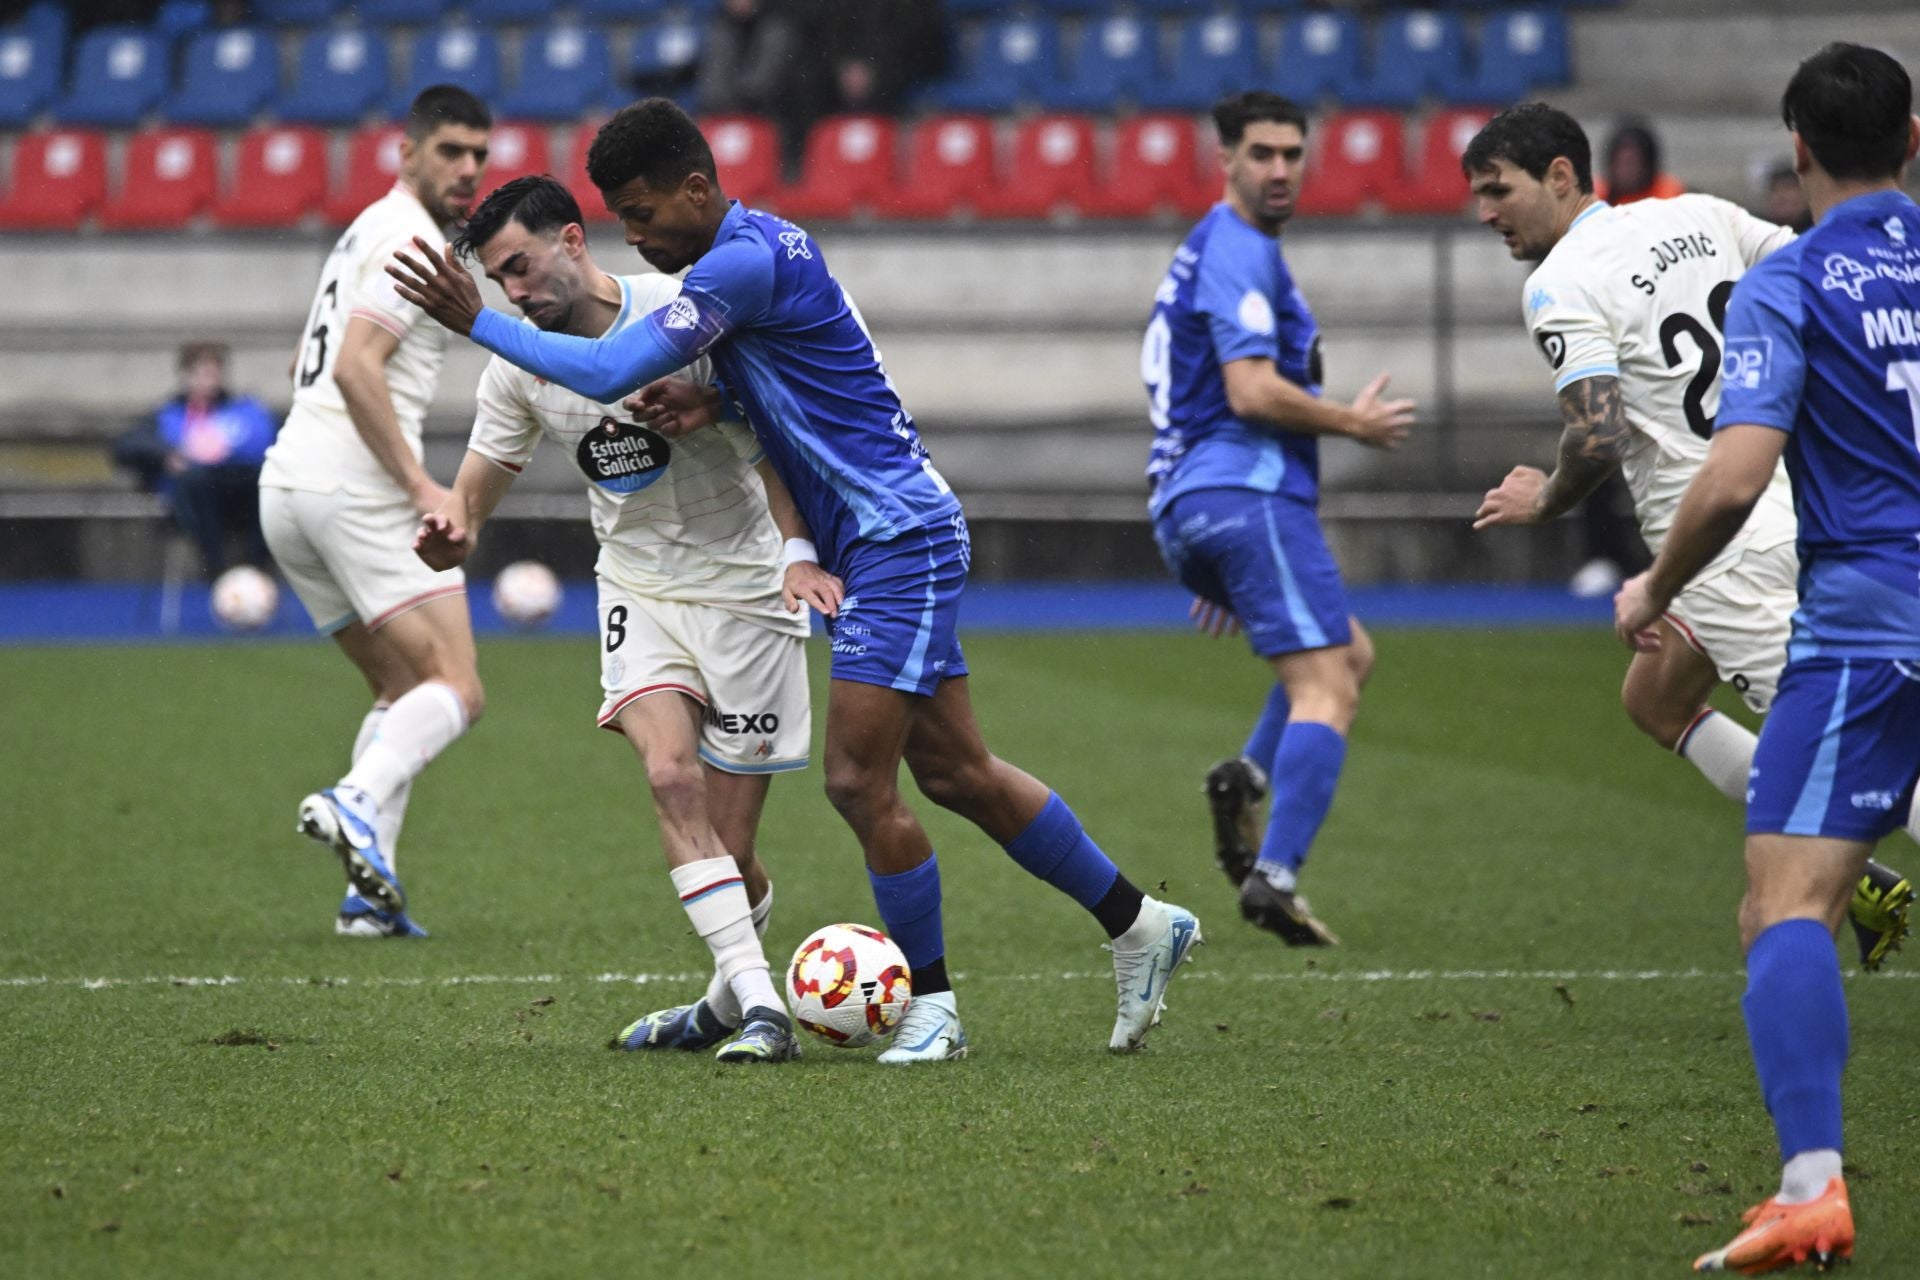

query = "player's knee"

[
  {"left": 823, "top": 760, "right": 888, "bottom": 825},
  {"left": 1619, "top": 683, "right": 1688, "bottom": 749},
  {"left": 644, "top": 754, "right": 705, "bottom": 817},
  {"left": 910, "top": 756, "right": 989, "bottom": 816}
]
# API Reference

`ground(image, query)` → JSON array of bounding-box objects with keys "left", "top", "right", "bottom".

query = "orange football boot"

[{"left": 1693, "top": 1176, "right": 1853, "bottom": 1274}]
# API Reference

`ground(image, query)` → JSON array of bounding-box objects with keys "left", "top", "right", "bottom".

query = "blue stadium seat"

[
  {"left": 499, "top": 24, "right": 612, "bottom": 122},
  {"left": 0, "top": 23, "right": 62, "bottom": 127},
  {"left": 167, "top": 28, "right": 279, "bottom": 126},
  {"left": 1273, "top": 12, "right": 1361, "bottom": 104},
  {"left": 393, "top": 26, "right": 501, "bottom": 116},
  {"left": 1141, "top": 13, "right": 1261, "bottom": 111},
  {"left": 1351, "top": 10, "right": 1472, "bottom": 107},
  {"left": 53, "top": 29, "right": 168, "bottom": 127},
  {"left": 1039, "top": 15, "right": 1156, "bottom": 111},
  {"left": 930, "top": 16, "right": 1060, "bottom": 113},
  {"left": 13, "top": 2, "right": 65, "bottom": 42},
  {"left": 1469, "top": 8, "right": 1572, "bottom": 102},
  {"left": 253, "top": 0, "right": 345, "bottom": 24},
  {"left": 577, "top": 0, "right": 671, "bottom": 18},
  {"left": 353, "top": 0, "right": 452, "bottom": 23},
  {"left": 626, "top": 20, "right": 704, "bottom": 106},
  {"left": 280, "top": 27, "right": 389, "bottom": 125},
  {"left": 463, "top": 0, "right": 551, "bottom": 21},
  {"left": 155, "top": 1, "right": 214, "bottom": 40}
]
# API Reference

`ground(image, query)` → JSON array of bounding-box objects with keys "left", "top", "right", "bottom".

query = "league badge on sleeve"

[
  {"left": 1722, "top": 338, "right": 1772, "bottom": 391},
  {"left": 576, "top": 416, "right": 671, "bottom": 494},
  {"left": 1535, "top": 330, "right": 1568, "bottom": 369}
]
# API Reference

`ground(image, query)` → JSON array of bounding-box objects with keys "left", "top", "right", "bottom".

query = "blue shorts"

[
  {"left": 1152, "top": 488, "right": 1352, "bottom": 658},
  {"left": 829, "top": 515, "right": 971, "bottom": 697},
  {"left": 1747, "top": 656, "right": 1920, "bottom": 841}
]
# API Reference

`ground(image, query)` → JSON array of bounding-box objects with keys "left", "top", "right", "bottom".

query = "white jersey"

[
  {"left": 260, "top": 184, "right": 450, "bottom": 497},
  {"left": 469, "top": 273, "right": 806, "bottom": 636},
  {"left": 1523, "top": 194, "right": 1799, "bottom": 574}
]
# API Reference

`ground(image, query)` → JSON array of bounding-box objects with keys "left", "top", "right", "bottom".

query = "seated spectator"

[
  {"left": 811, "top": 0, "right": 950, "bottom": 118},
  {"left": 1759, "top": 160, "right": 1813, "bottom": 233},
  {"left": 699, "top": 0, "right": 806, "bottom": 166},
  {"left": 1594, "top": 121, "right": 1685, "bottom": 204},
  {"left": 113, "top": 341, "right": 276, "bottom": 578}
]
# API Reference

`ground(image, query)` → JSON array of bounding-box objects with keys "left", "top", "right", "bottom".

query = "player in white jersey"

[
  {"left": 258, "top": 87, "right": 492, "bottom": 938},
  {"left": 1465, "top": 104, "right": 1915, "bottom": 966},
  {"left": 412, "top": 177, "right": 842, "bottom": 1063}
]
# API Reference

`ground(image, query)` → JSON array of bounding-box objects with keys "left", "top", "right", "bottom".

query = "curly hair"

[{"left": 586, "top": 98, "right": 716, "bottom": 194}]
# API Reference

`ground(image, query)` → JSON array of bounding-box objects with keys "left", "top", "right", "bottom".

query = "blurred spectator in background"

[
  {"left": 811, "top": 0, "right": 950, "bottom": 117},
  {"left": 1595, "top": 121, "right": 1685, "bottom": 205},
  {"left": 699, "top": 0, "right": 804, "bottom": 161},
  {"left": 113, "top": 341, "right": 275, "bottom": 578},
  {"left": 1759, "top": 160, "right": 1813, "bottom": 233}
]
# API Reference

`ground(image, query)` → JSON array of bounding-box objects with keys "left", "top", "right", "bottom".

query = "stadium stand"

[
  {"left": 99, "top": 127, "right": 219, "bottom": 230},
  {"left": 1349, "top": 10, "right": 1473, "bottom": 109},
  {"left": 564, "top": 120, "right": 616, "bottom": 221},
  {"left": 1379, "top": 107, "right": 1496, "bottom": 215},
  {"left": 280, "top": 27, "right": 390, "bottom": 125},
  {"left": 883, "top": 115, "right": 999, "bottom": 219},
  {"left": 579, "top": 0, "right": 675, "bottom": 18},
  {"left": 1141, "top": 13, "right": 1261, "bottom": 112},
  {"left": 1082, "top": 113, "right": 1212, "bottom": 219},
  {"left": 463, "top": 0, "right": 555, "bottom": 22},
  {"left": 703, "top": 114, "right": 785, "bottom": 205},
  {"left": 353, "top": 0, "right": 453, "bottom": 23},
  {"left": 779, "top": 116, "right": 900, "bottom": 220},
  {"left": 476, "top": 122, "right": 551, "bottom": 199},
  {"left": 1039, "top": 15, "right": 1155, "bottom": 112},
  {"left": 212, "top": 126, "right": 328, "bottom": 229},
  {"left": 1468, "top": 8, "right": 1573, "bottom": 103},
  {"left": 253, "top": 0, "right": 345, "bottom": 25},
  {"left": 974, "top": 113, "right": 1099, "bottom": 219},
  {"left": 167, "top": 27, "right": 279, "bottom": 127},
  {"left": 0, "top": 22, "right": 62, "bottom": 128},
  {"left": 627, "top": 19, "right": 703, "bottom": 107},
  {"left": 326, "top": 123, "right": 406, "bottom": 224},
  {"left": 932, "top": 15, "right": 1060, "bottom": 113},
  {"left": 1292, "top": 110, "right": 1406, "bottom": 218},
  {"left": 0, "top": 128, "right": 106, "bottom": 228},
  {"left": 1272, "top": 11, "right": 1364, "bottom": 105},
  {"left": 497, "top": 24, "right": 613, "bottom": 121},
  {"left": 393, "top": 26, "right": 502, "bottom": 116},
  {"left": 53, "top": 28, "right": 168, "bottom": 127}
]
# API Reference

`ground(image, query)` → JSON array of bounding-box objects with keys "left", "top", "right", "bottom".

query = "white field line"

[{"left": 2, "top": 967, "right": 1915, "bottom": 991}]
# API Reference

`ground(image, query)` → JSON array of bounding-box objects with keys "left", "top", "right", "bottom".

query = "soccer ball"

[
  {"left": 788, "top": 923, "right": 913, "bottom": 1048},
  {"left": 209, "top": 565, "right": 278, "bottom": 631},
  {"left": 492, "top": 560, "right": 562, "bottom": 628}
]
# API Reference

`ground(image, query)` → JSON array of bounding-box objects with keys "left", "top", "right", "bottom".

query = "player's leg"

[
  {"left": 701, "top": 764, "right": 775, "bottom": 1025},
  {"left": 902, "top": 674, "right": 1202, "bottom": 1053},
  {"left": 327, "top": 618, "right": 430, "bottom": 935}
]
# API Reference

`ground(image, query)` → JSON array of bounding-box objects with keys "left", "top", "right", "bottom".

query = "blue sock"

[
  {"left": 1743, "top": 918, "right": 1848, "bottom": 1160},
  {"left": 868, "top": 855, "right": 945, "bottom": 971},
  {"left": 1002, "top": 793, "right": 1120, "bottom": 910},
  {"left": 1242, "top": 683, "right": 1291, "bottom": 771},
  {"left": 1255, "top": 721, "right": 1348, "bottom": 876}
]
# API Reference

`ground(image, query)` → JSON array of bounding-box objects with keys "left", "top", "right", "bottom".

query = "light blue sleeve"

[
  {"left": 1195, "top": 231, "right": 1281, "bottom": 367},
  {"left": 1715, "top": 252, "right": 1806, "bottom": 434},
  {"left": 467, "top": 238, "right": 779, "bottom": 404}
]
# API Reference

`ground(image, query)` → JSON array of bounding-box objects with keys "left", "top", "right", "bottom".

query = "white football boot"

[
  {"left": 1109, "top": 898, "right": 1203, "bottom": 1052},
  {"left": 875, "top": 991, "right": 968, "bottom": 1064}
]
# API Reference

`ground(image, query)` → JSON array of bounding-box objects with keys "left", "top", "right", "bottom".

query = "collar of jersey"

[
  {"left": 1570, "top": 200, "right": 1609, "bottom": 231},
  {"left": 610, "top": 275, "right": 634, "bottom": 332},
  {"left": 1820, "top": 186, "right": 1917, "bottom": 222}
]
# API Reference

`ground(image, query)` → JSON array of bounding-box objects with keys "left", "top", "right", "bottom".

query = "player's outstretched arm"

[
  {"left": 756, "top": 459, "right": 843, "bottom": 618},
  {"left": 1480, "top": 375, "right": 1626, "bottom": 529},
  {"left": 625, "top": 377, "right": 723, "bottom": 440},
  {"left": 1614, "top": 423, "right": 1785, "bottom": 648},
  {"left": 1221, "top": 359, "right": 1414, "bottom": 449},
  {"left": 415, "top": 450, "right": 515, "bottom": 571},
  {"left": 333, "top": 316, "right": 446, "bottom": 514}
]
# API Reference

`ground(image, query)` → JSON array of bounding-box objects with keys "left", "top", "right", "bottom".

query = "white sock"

[
  {"left": 1113, "top": 896, "right": 1170, "bottom": 951},
  {"left": 339, "top": 681, "right": 467, "bottom": 809},
  {"left": 1906, "top": 792, "right": 1920, "bottom": 847},
  {"left": 705, "top": 880, "right": 772, "bottom": 1024},
  {"left": 1676, "top": 710, "right": 1758, "bottom": 804},
  {"left": 1778, "top": 1149, "right": 1844, "bottom": 1204},
  {"left": 672, "top": 857, "right": 780, "bottom": 1018}
]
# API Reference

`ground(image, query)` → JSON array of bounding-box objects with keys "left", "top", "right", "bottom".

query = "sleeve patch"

[
  {"left": 1236, "top": 289, "right": 1277, "bottom": 336},
  {"left": 1721, "top": 337, "right": 1772, "bottom": 391},
  {"left": 1535, "top": 331, "right": 1568, "bottom": 369}
]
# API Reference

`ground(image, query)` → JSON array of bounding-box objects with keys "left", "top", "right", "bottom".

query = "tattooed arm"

[{"left": 1473, "top": 376, "right": 1629, "bottom": 528}]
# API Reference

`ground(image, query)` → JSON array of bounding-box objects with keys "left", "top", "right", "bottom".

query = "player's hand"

[
  {"left": 406, "top": 477, "right": 450, "bottom": 517},
  {"left": 1190, "top": 596, "right": 1241, "bottom": 638},
  {"left": 1473, "top": 465, "right": 1549, "bottom": 529},
  {"left": 414, "top": 510, "right": 472, "bottom": 570},
  {"left": 387, "top": 237, "right": 483, "bottom": 337},
  {"left": 1613, "top": 572, "right": 1667, "bottom": 652},
  {"left": 783, "top": 562, "right": 844, "bottom": 619},
  {"left": 624, "top": 377, "right": 720, "bottom": 439},
  {"left": 1346, "top": 373, "right": 1415, "bottom": 450}
]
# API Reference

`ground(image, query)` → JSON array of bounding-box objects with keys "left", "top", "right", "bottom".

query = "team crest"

[
  {"left": 662, "top": 296, "right": 700, "bottom": 330},
  {"left": 1885, "top": 216, "right": 1909, "bottom": 247},
  {"left": 778, "top": 229, "right": 812, "bottom": 260},
  {"left": 1821, "top": 253, "right": 1876, "bottom": 302}
]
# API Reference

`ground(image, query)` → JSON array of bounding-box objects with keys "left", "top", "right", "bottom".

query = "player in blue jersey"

[
  {"left": 1614, "top": 44, "right": 1920, "bottom": 1273},
  {"left": 388, "top": 99, "right": 1202, "bottom": 1063},
  {"left": 1144, "top": 92, "right": 1414, "bottom": 946}
]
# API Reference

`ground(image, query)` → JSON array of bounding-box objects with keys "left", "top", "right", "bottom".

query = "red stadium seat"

[
  {"left": 564, "top": 120, "right": 616, "bottom": 222},
  {"left": 0, "top": 129, "right": 108, "bottom": 229},
  {"left": 1294, "top": 111, "right": 1405, "bottom": 218},
  {"left": 975, "top": 114, "right": 1098, "bottom": 220},
  {"left": 476, "top": 121, "right": 551, "bottom": 199},
  {"left": 213, "top": 125, "right": 329, "bottom": 229},
  {"left": 701, "top": 115, "right": 783, "bottom": 205},
  {"left": 326, "top": 123, "right": 405, "bottom": 224},
  {"left": 1083, "top": 115, "right": 1212, "bottom": 220},
  {"left": 881, "top": 115, "right": 998, "bottom": 220},
  {"left": 100, "top": 128, "right": 219, "bottom": 230},
  {"left": 778, "top": 116, "right": 898, "bottom": 221},
  {"left": 1379, "top": 108, "right": 1493, "bottom": 215}
]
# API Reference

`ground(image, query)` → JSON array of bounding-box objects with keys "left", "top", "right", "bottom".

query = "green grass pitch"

[{"left": 3, "top": 629, "right": 1914, "bottom": 1277}]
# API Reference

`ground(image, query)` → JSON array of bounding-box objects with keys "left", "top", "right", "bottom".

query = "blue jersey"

[
  {"left": 1716, "top": 189, "right": 1920, "bottom": 662},
  {"left": 469, "top": 202, "right": 960, "bottom": 571},
  {"left": 1143, "top": 203, "right": 1324, "bottom": 516}
]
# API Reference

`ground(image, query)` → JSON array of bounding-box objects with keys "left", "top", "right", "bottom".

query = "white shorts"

[
  {"left": 260, "top": 485, "right": 465, "bottom": 634},
  {"left": 595, "top": 576, "right": 812, "bottom": 775},
  {"left": 1666, "top": 539, "right": 1799, "bottom": 715}
]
